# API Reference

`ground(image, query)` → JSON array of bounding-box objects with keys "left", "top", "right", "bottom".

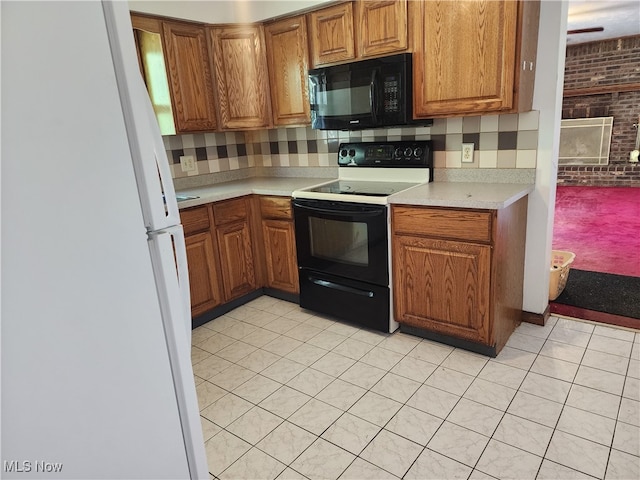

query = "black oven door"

[{"left": 293, "top": 198, "right": 388, "bottom": 286}]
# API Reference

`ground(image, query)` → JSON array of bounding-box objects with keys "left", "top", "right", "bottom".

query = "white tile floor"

[{"left": 191, "top": 296, "right": 640, "bottom": 480}]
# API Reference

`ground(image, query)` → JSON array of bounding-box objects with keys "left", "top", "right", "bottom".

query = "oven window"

[{"left": 308, "top": 217, "right": 368, "bottom": 266}]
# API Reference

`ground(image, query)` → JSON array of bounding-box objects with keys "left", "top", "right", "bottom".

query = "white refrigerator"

[{"left": 1, "top": 1, "right": 208, "bottom": 478}]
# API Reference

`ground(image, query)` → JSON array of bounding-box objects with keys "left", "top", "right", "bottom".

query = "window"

[{"left": 559, "top": 116, "right": 613, "bottom": 165}]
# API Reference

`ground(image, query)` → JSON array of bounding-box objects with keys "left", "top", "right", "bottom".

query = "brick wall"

[
  {"left": 561, "top": 35, "right": 640, "bottom": 186},
  {"left": 557, "top": 165, "right": 640, "bottom": 186}
]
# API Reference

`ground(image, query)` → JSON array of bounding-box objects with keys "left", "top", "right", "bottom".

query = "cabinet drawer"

[
  {"left": 181, "top": 206, "right": 210, "bottom": 235},
  {"left": 392, "top": 206, "right": 494, "bottom": 243},
  {"left": 213, "top": 197, "right": 248, "bottom": 225},
  {"left": 259, "top": 196, "right": 292, "bottom": 220}
]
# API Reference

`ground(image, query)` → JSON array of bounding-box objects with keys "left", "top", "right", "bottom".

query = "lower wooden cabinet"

[
  {"left": 393, "top": 235, "right": 491, "bottom": 345},
  {"left": 181, "top": 196, "right": 258, "bottom": 320},
  {"left": 185, "top": 232, "right": 223, "bottom": 317},
  {"left": 259, "top": 196, "right": 299, "bottom": 294},
  {"left": 181, "top": 194, "right": 301, "bottom": 320},
  {"left": 181, "top": 205, "right": 223, "bottom": 318},
  {"left": 392, "top": 198, "right": 528, "bottom": 355},
  {"left": 212, "top": 196, "right": 258, "bottom": 302},
  {"left": 215, "top": 217, "right": 257, "bottom": 301}
]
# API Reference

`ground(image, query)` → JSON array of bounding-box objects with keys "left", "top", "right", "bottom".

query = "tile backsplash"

[{"left": 165, "top": 111, "right": 540, "bottom": 179}]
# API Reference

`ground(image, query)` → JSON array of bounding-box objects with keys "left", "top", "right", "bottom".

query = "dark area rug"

[{"left": 552, "top": 269, "right": 640, "bottom": 320}]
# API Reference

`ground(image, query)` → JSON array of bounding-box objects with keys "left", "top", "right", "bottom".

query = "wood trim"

[
  {"left": 521, "top": 304, "right": 551, "bottom": 326},
  {"left": 550, "top": 303, "right": 640, "bottom": 330},
  {"left": 130, "top": 11, "right": 204, "bottom": 27},
  {"left": 131, "top": 14, "right": 163, "bottom": 34},
  {"left": 563, "top": 82, "right": 640, "bottom": 97}
]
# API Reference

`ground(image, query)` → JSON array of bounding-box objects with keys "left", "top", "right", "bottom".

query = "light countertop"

[
  {"left": 388, "top": 182, "right": 534, "bottom": 209},
  {"left": 176, "top": 177, "right": 534, "bottom": 210},
  {"left": 175, "top": 177, "right": 334, "bottom": 209}
]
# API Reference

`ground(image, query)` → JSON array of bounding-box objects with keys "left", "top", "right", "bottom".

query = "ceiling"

[{"left": 567, "top": 0, "right": 640, "bottom": 44}]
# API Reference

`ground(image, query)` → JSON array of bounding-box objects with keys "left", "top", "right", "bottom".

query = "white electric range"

[
  {"left": 291, "top": 141, "right": 433, "bottom": 333},
  {"left": 292, "top": 141, "right": 432, "bottom": 204}
]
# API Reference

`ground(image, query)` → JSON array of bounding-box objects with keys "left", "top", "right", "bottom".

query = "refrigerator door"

[
  {"left": 2, "top": 1, "right": 205, "bottom": 478},
  {"left": 102, "top": 2, "right": 206, "bottom": 477},
  {"left": 147, "top": 228, "right": 208, "bottom": 479},
  {"left": 102, "top": 0, "right": 180, "bottom": 233}
]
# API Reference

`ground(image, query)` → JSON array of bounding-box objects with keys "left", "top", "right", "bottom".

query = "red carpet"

[{"left": 552, "top": 186, "right": 640, "bottom": 277}]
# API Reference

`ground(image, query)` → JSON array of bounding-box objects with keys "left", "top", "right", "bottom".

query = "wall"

[
  {"left": 522, "top": 0, "right": 567, "bottom": 317},
  {"left": 166, "top": 112, "right": 540, "bottom": 179},
  {"left": 560, "top": 35, "right": 640, "bottom": 186},
  {"left": 128, "top": 0, "right": 330, "bottom": 24}
]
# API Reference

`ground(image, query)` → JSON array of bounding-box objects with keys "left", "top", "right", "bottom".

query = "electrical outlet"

[
  {"left": 461, "top": 143, "right": 474, "bottom": 163},
  {"left": 180, "top": 155, "right": 197, "bottom": 173}
]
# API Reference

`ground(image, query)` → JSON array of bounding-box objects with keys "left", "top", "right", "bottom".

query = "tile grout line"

[{"left": 197, "top": 306, "right": 638, "bottom": 480}]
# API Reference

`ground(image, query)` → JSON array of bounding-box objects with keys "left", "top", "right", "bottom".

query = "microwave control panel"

[{"left": 383, "top": 75, "right": 400, "bottom": 113}]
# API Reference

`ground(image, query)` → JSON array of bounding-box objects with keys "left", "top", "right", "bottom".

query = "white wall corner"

[{"left": 522, "top": 0, "right": 569, "bottom": 315}]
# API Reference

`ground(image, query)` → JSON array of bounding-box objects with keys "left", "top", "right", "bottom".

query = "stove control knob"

[
  {"left": 394, "top": 147, "right": 403, "bottom": 158},
  {"left": 340, "top": 149, "right": 348, "bottom": 157},
  {"left": 413, "top": 147, "right": 423, "bottom": 158},
  {"left": 403, "top": 147, "right": 413, "bottom": 157}
]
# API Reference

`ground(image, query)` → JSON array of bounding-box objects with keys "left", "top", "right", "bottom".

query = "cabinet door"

[
  {"left": 162, "top": 21, "right": 218, "bottom": 133},
  {"left": 131, "top": 15, "right": 176, "bottom": 135},
  {"left": 210, "top": 25, "right": 272, "bottom": 130},
  {"left": 262, "top": 219, "right": 299, "bottom": 294},
  {"left": 264, "top": 16, "right": 311, "bottom": 126},
  {"left": 356, "top": 0, "right": 408, "bottom": 58},
  {"left": 393, "top": 235, "right": 491, "bottom": 345},
  {"left": 185, "top": 232, "right": 223, "bottom": 317},
  {"left": 216, "top": 221, "right": 257, "bottom": 301},
  {"left": 411, "top": 0, "right": 518, "bottom": 117},
  {"left": 308, "top": 2, "right": 356, "bottom": 67}
]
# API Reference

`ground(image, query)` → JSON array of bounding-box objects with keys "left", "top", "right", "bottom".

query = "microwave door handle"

[
  {"left": 370, "top": 72, "right": 377, "bottom": 123},
  {"left": 370, "top": 70, "right": 378, "bottom": 123}
]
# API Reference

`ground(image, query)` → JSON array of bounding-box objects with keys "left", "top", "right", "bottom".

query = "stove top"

[
  {"left": 292, "top": 140, "right": 433, "bottom": 205},
  {"left": 306, "top": 179, "right": 421, "bottom": 197}
]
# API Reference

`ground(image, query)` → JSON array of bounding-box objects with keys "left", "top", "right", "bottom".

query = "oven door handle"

[
  {"left": 309, "top": 276, "right": 375, "bottom": 298},
  {"left": 294, "top": 203, "right": 384, "bottom": 217}
]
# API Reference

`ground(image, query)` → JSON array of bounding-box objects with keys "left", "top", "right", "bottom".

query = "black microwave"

[{"left": 308, "top": 53, "right": 430, "bottom": 130}]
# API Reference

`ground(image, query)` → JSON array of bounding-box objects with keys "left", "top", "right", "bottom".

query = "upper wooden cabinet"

[
  {"left": 308, "top": 2, "right": 356, "bottom": 67},
  {"left": 162, "top": 21, "right": 218, "bottom": 133},
  {"left": 131, "top": 14, "right": 176, "bottom": 135},
  {"left": 411, "top": 0, "right": 539, "bottom": 118},
  {"left": 356, "top": 0, "right": 408, "bottom": 58},
  {"left": 264, "top": 16, "right": 311, "bottom": 126},
  {"left": 209, "top": 25, "right": 272, "bottom": 130}
]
